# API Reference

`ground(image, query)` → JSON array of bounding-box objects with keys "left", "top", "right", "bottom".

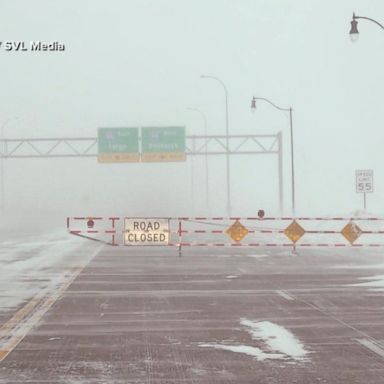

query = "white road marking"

[
  {"left": 356, "top": 339, "right": 384, "bottom": 359},
  {"left": 276, "top": 290, "right": 295, "bottom": 301}
]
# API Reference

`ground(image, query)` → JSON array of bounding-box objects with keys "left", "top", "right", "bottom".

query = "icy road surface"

[
  {"left": 0, "top": 243, "right": 384, "bottom": 383},
  {"left": 0, "top": 231, "right": 99, "bottom": 311}
]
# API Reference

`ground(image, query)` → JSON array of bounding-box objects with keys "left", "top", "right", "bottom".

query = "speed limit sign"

[{"left": 355, "top": 169, "right": 373, "bottom": 193}]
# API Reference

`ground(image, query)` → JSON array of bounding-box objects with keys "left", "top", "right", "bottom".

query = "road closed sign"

[{"left": 124, "top": 218, "right": 169, "bottom": 246}]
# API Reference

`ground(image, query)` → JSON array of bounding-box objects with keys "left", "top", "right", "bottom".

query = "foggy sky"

[{"left": 0, "top": 0, "right": 383, "bottom": 217}]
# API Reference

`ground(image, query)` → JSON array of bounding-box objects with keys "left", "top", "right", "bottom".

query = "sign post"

[{"left": 355, "top": 169, "right": 374, "bottom": 210}]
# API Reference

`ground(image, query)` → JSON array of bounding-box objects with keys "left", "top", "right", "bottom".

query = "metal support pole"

[
  {"left": 289, "top": 108, "right": 296, "bottom": 216},
  {"left": 277, "top": 131, "right": 283, "bottom": 214},
  {"left": 190, "top": 136, "right": 196, "bottom": 213},
  {"left": 224, "top": 90, "right": 231, "bottom": 216},
  {"left": 364, "top": 192, "right": 367, "bottom": 211},
  {"left": 203, "top": 119, "right": 209, "bottom": 210},
  {"left": 251, "top": 98, "right": 295, "bottom": 216},
  {"left": 186, "top": 108, "right": 209, "bottom": 210},
  {"left": 201, "top": 75, "right": 231, "bottom": 216}
]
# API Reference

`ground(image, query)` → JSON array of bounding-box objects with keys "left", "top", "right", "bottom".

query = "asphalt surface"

[{"left": 1, "top": 245, "right": 384, "bottom": 383}]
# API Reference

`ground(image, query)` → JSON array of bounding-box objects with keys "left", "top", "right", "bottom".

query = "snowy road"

[
  {"left": 0, "top": 231, "right": 99, "bottom": 312},
  {"left": 1, "top": 242, "right": 384, "bottom": 383}
]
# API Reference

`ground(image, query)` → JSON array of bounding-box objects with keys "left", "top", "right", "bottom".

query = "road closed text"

[
  {"left": 126, "top": 232, "right": 167, "bottom": 243},
  {"left": 124, "top": 218, "right": 169, "bottom": 246}
]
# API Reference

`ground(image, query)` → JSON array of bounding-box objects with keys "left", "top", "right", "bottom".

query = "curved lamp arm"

[
  {"left": 353, "top": 13, "right": 384, "bottom": 30},
  {"left": 186, "top": 107, "right": 207, "bottom": 125},
  {"left": 251, "top": 96, "right": 291, "bottom": 113},
  {"left": 200, "top": 75, "right": 228, "bottom": 95}
]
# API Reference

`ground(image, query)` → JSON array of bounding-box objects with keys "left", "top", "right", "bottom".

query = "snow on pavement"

[
  {"left": 337, "top": 258, "right": 384, "bottom": 292},
  {"left": 240, "top": 319, "right": 309, "bottom": 360},
  {"left": 349, "top": 275, "right": 384, "bottom": 292},
  {"left": 199, "top": 318, "right": 310, "bottom": 363},
  {"left": 0, "top": 230, "right": 98, "bottom": 311},
  {"left": 199, "top": 343, "right": 285, "bottom": 361}
]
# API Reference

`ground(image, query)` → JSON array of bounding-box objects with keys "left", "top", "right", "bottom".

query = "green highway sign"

[
  {"left": 141, "top": 126, "right": 186, "bottom": 162},
  {"left": 98, "top": 127, "right": 139, "bottom": 163}
]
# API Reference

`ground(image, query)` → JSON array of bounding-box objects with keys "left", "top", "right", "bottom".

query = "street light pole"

[
  {"left": 251, "top": 97, "right": 296, "bottom": 215},
  {"left": 349, "top": 12, "right": 384, "bottom": 41},
  {"left": 186, "top": 107, "right": 209, "bottom": 210},
  {"left": 1, "top": 117, "right": 19, "bottom": 209},
  {"left": 201, "top": 75, "right": 231, "bottom": 216},
  {"left": 289, "top": 107, "right": 295, "bottom": 216}
]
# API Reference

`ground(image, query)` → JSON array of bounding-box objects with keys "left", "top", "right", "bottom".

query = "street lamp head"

[
  {"left": 250, "top": 96, "right": 256, "bottom": 112},
  {"left": 350, "top": 13, "right": 359, "bottom": 42}
]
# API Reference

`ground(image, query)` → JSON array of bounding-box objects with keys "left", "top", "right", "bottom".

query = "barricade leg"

[{"left": 178, "top": 220, "right": 182, "bottom": 257}]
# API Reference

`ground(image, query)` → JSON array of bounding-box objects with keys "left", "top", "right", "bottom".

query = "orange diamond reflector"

[
  {"left": 284, "top": 220, "right": 305, "bottom": 244},
  {"left": 341, "top": 221, "right": 362, "bottom": 245},
  {"left": 226, "top": 220, "right": 249, "bottom": 243}
]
